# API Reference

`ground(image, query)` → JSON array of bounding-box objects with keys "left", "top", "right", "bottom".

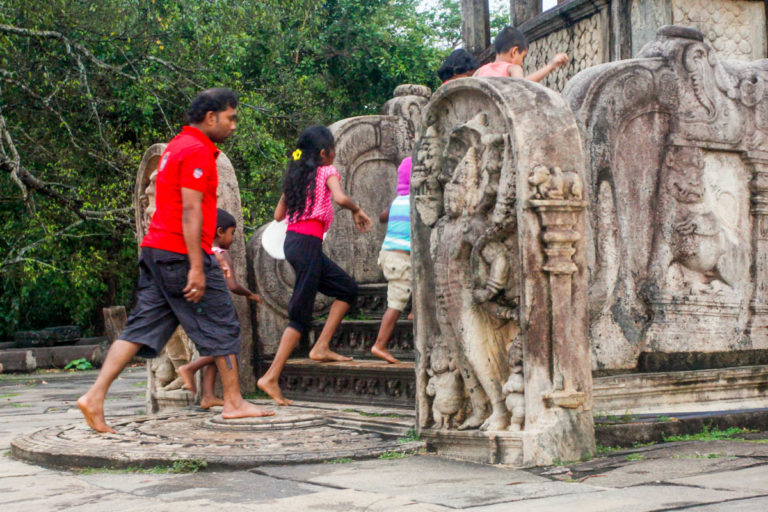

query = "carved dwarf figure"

[{"left": 425, "top": 344, "right": 464, "bottom": 429}]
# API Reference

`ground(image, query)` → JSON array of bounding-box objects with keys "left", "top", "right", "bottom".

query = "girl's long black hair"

[{"left": 283, "top": 125, "right": 335, "bottom": 221}]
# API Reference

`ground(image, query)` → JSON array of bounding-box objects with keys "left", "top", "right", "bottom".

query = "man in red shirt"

[{"left": 78, "top": 88, "right": 273, "bottom": 433}]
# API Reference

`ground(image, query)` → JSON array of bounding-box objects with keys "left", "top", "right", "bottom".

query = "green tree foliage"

[
  {"left": 0, "top": 0, "right": 450, "bottom": 339},
  {"left": 0, "top": 0, "right": 510, "bottom": 339}
]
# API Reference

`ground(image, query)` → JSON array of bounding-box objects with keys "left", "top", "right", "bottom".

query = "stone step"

[
  {"left": 346, "top": 282, "right": 411, "bottom": 320},
  {"left": 309, "top": 319, "right": 414, "bottom": 361},
  {"left": 0, "top": 344, "right": 106, "bottom": 372},
  {"left": 279, "top": 358, "right": 415, "bottom": 408}
]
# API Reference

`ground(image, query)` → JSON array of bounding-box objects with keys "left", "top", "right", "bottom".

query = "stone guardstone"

[
  {"left": 381, "top": 84, "right": 432, "bottom": 140},
  {"left": 135, "top": 144, "right": 255, "bottom": 414},
  {"left": 411, "top": 77, "right": 594, "bottom": 466},
  {"left": 564, "top": 25, "right": 768, "bottom": 370},
  {"left": 248, "top": 112, "right": 413, "bottom": 357}
]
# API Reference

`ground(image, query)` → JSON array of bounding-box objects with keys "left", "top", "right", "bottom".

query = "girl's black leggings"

[{"left": 284, "top": 231, "right": 358, "bottom": 335}]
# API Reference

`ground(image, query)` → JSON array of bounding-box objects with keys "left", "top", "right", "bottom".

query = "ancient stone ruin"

[
  {"left": 135, "top": 144, "right": 253, "bottom": 413},
  {"left": 411, "top": 77, "right": 594, "bottom": 466},
  {"left": 565, "top": 26, "right": 768, "bottom": 372}
]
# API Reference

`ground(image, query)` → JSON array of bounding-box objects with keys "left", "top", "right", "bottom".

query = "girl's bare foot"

[
  {"left": 408, "top": 311, "right": 414, "bottom": 320},
  {"left": 309, "top": 348, "right": 353, "bottom": 362},
  {"left": 177, "top": 364, "right": 197, "bottom": 394},
  {"left": 221, "top": 399, "right": 275, "bottom": 419},
  {"left": 76, "top": 395, "right": 116, "bottom": 434},
  {"left": 257, "top": 377, "right": 294, "bottom": 406},
  {"left": 200, "top": 396, "right": 225, "bottom": 409},
  {"left": 371, "top": 346, "right": 401, "bottom": 364}
]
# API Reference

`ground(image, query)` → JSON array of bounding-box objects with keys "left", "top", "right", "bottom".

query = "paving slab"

[
  {"left": 468, "top": 484, "right": 763, "bottom": 512},
  {"left": 679, "top": 495, "right": 768, "bottom": 511},
  {"left": 253, "top": 488, "right": 452, "bottom": 511},
  {"left": 670, "top": 464, "right": 768, "bottom": 493},
  {"left": 257, "top": 455, "right": 602, "bottom": 508}
]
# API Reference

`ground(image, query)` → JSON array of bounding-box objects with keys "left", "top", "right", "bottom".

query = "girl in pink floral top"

[{"left": 258, "top": 125, "right": 372, "bottom": 406}]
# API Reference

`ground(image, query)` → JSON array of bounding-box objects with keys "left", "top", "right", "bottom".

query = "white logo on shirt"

[
  {"left": 193, "top": 168, "right": 204, "bottom": 179},
  {"left": 159, "top": 153, "right": 170, "bottom": 172}
]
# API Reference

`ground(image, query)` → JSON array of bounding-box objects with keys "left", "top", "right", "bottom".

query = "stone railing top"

[{"left": 519, "top": 0, "right": 609, "bottom": 43}]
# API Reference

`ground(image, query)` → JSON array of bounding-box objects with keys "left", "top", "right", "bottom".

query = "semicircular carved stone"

[
  {"left": 412, "top": 77, "right": 593, "bottom": 466},
  {"left": 381, "top": 84, "right": 432, "bottom": 139},
  {"left": 564, "top": 25, "right": 768, "bottom": 370},
  {"left": 135, "top": 144, "right": 256, "bottom": 411}
]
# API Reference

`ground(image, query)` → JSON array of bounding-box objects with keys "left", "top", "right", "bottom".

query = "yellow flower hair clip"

[{"left": 292, "top": 149, "right": 302, "bottom": 161}]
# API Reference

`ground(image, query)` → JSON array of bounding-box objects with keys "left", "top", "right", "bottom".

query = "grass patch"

[
  {"left": 341, "top": 408, "right": 407, "bottom": 419},
  {"left": 379, "top": 451, "right": 410, "bottom": 460},
  {"left": 655, "top": 416, "right": 677, "bottom": 423},
  {"left": 243, "top": 390, "right": 270, "bottom": 400},
  {"left": 397, "top": 428, "right": 421, "bottom": 444},
  {"left": 662, "top": 426, "right": 754, "bottom": 443},
  {"left": 625, "top": 453, "right": 645, "bottom": 461},
  {"left": 131, "top": 381, "right": 147, "bottom": 388},
  {"left": 7, "top": 402, "right": 31, "bottom": 408},
  {"left": 674, "top": 452, "right": 727, "bottom": 459},
  {"left": 326, "top": 457, "right": 354, "bottom": 464},
  {"left": 135, "top": 409, "right": 146, "bottom": 415},
  {"left": 596, "top": 444, "right": 624, "bottom": 455},
  {"left": 0, "top": 393, "right": 20, "bottom": 399},
  {"left": 78, "top": 458, "right": 207, "bottom": 475},
  {"left": 3, "top": 450, "right": 11, "bottom": 457}
]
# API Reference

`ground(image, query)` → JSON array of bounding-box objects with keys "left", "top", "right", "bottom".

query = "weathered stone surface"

[
  {"left": 135, "top": 145, "right": 255, "bottom": 413},
  {"left": 411, "top": 77, "right": 594, "bottom": 466},
  {"left": 0, "top": 349, "right": 36, "bottom": 372},
  {"left": 594, "top": 365, "right": 768, "bottom": 416},
  {"left": 10, "top": 407, "right": 423, "bottom": 469},
  {"left": 102, "top": 305, "right": 126, "bottom": 344},
  {"left": 381, "top": 84, "right": 431, "bottom": 141},
  {"left": 565, "top": 26, "right": 768, "bottom": 371},
  {"left": 13, "top": 325, "right": 81, "bottom": 348}
]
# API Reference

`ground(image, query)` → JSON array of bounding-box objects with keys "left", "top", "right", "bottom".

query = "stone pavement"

[{"left": 2, "top": 368, "right": 768, "bottom": 511}]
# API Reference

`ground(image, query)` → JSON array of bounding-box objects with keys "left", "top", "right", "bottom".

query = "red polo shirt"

[{"left": 141, "top": 126, "right": 220, "bottom": 255}]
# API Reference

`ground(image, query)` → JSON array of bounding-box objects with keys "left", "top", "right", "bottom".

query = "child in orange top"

[
  {"left": 177, "top": 208, "right": 262, "bottom": 408},
  {"left": 474, "top": 26, "right": 568, "bottom": 82}
]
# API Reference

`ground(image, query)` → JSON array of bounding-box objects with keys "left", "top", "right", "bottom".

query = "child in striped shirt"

[{"left": 371, "top": 157, "right": 413, "bottom": 364}]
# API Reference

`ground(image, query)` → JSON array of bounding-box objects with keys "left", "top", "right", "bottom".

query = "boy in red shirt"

[
  {"left": 77, "top": 88, "right": 273, "bottom": 433},
  {"left": 475, "top": 26, "right": 568, "bottom": 81}
]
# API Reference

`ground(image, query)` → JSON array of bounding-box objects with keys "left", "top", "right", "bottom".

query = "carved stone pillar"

[
  {"left": 747, "top": 151, "right": 768, "bottom": 348},
  {"left": 461, "top": 0, "right": 490, "bottom": 54},
  {"left": 510, "top": 0, "right": 541, "bottom": 27},
  {"left": 528, "top": 199, "right": 589, "bottom": 408}
]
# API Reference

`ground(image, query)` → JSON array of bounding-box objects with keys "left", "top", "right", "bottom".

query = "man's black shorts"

[{"left": 119, "top": 247, "right": 240, "bottom": 358}]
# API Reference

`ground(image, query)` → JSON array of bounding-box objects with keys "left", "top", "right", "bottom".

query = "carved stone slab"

[
  {"left": 564, "top": 25, "right": 768, "bottom": 370},
  {"left": 411, "top": 77, "right": 594, "bottom": 466},
  {"left": 135, "top": 144, "right": 255, "bottom": 413}
]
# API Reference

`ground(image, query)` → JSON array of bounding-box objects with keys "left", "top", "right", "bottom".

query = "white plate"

[{"left": 261, "top": 220, "right": 288, "bottom": 260}]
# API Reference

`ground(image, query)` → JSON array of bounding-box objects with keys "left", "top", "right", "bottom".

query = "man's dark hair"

[
  {"left": 216, "top": 208, "right": 237, "bottom": 231},
  {"left": 494, "top": 26, "right": 529, "bottom": 55},
  {"left": 187, "top": 88, "right": 238, "bottom": 124},
  {"left": 437, "top": 49, "right": 480, "bottom": 81}
]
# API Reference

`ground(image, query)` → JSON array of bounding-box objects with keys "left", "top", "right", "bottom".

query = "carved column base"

[{"left": 421, "top": 429, "right": 523, "bottom": 465}]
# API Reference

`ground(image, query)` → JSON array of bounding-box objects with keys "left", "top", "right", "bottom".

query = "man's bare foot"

[
  {"left": 221, "top": 399, "right": 275, "bottom": 419},
  {"left": 76, "top": 395, "right": 116, "bottom": 434},
  {"left": 371, "top": 346, "right": 401, "bottom": 364},
  {"left": 309, "top": 348, "right": 353, "bottom": 362},
  {"left": 200, "top": 396, "right": 225, "bottom": 409},
  {"left": 257, "top": 377, "right": 294, "bottom": 406},
  {"left": 177, "top": 364, "right": 197, "bottom": 394}
]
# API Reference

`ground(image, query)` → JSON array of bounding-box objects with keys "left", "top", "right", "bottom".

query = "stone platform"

[{"left": 10, "top": 406, "right": 423, "bottom": 470}]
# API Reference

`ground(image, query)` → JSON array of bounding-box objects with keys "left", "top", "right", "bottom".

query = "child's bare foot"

[
  {"left": 257, "top": 376, "right": 294, "bottom": 406},
  {"left": 76, "top": 395, "right": 116, "bottom": 434},
  {"left": 177, "top": 364, "right": 197, "bottom": 394},
  {"left": 309, "top": 348, "right": 353, "bottom": 362},
  {"left": 221, "top": 399, "right": 275, "bottom": 419},
  {"left": 200, "top": 396, "right": 225, "bottom": 409},
  {"left": 408, "top": 311, "right": 414, "bottom": 320},
  {"left": 371, "top": 346, "right": 401, "bottom": 364}
]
